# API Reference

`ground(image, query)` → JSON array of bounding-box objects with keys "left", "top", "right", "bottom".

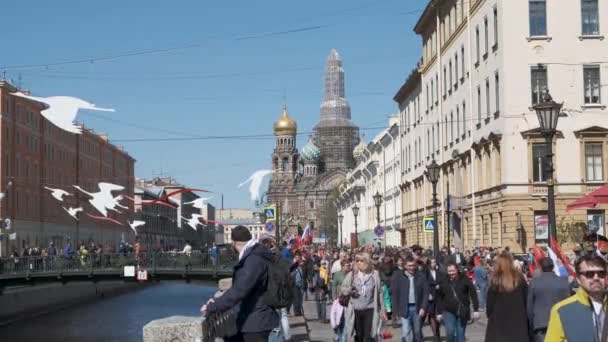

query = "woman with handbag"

[
  {"left": 436, "top": 261, "right": 480, "bottom": 342},
  {"left": 340, "top": 252, "right": 386, "bottom": 342}
]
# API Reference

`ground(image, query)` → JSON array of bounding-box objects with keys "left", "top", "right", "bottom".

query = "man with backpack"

[
  {"left": 313, "top": 260, "right": 330, "bottom": 323},
  {"left": 201, "top": 226, "right": 279, "bottom": 342}
]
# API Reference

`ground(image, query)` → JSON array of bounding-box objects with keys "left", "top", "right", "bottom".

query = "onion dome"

[
  {"left": 273, "top": 106, "right": 297, "bottom": 135},
  {"left": 353, "top": 135, "right": 367, "bottom": 161},
  {"left": 301, "top": 136, "right": 321, "bottom": 162}
]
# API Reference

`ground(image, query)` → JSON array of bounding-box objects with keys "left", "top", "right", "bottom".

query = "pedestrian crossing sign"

[
  {"left": 263, "top": 206, "right": 276, "bottom": 222},
  {"left": 423, "top": 217, "right": 436, "bottom": 233}
]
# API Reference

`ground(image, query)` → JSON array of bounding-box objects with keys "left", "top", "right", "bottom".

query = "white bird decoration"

[
  {"left": 182, "top": 214, "right": 204, "bottom": 231},
  {"left": 63, "top": 207, "right": 83, "bottom": 220},
  {"left": 73, "top": 182, "right": 126, "bottom": 217},
  {"left": 12, "top": 92, "right": 115, "bottom": 134},
  {"left": 238, "top": 170, "right": 273, "bottom": 201},
  {"left": 183, "top": 197, "right": 213, "bottom": 209},
  {"left": 128, "top": 220, "right": 146, "bottom": 235},
  {"left": 44, "top": 186, "right": 72, "bottom": 201}
]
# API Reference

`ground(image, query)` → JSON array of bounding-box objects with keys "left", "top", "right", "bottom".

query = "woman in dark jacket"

[
  {"left": 484, "top": 253, "right": 531, "bottom": 342},
  {"left": 424, "top": 258, "right": 443, "bottom": 342}
]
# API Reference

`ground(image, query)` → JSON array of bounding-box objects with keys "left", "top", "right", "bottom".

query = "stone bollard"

[
  {"left": 143, "top": 316, "right": 204, "bottom": 342},
  {"left": 142, "top": 279, "right": 233, "bottom": 342}
]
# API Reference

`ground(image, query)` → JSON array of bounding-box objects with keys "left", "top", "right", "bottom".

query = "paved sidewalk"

[{"left": 288, "top": 298, "right": 488, "bottom": 342}]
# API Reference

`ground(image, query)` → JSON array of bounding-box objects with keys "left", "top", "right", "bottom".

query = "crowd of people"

[{"left": 200, "top": 225, "right": 608, "bottom": 342}]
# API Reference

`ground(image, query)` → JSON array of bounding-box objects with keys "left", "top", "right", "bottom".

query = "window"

[
  {"left": 585, "top": 142, "right": 603, "bottom": 181},
  {"left": 461, "top": 45, "right": 465, "bottom": 78},
  {"left": 462, "top": 101, "right": 466, "bottom": 135},
  {"left": 529, "top": 0, "right": 547, "bottom": 36},
  {"left": 584, "top": 65, "right": 601, "bottom": 104},
  {"left": 495, "top": 72, "right": 500, "bottom": 114},
  {"left": 449, "top": 61, "right": 453, "bottom": 92},
  {"left": 588, "top": 210, "right": 605, "bottom": 235},
  {"left": 531, "top": 66, "right": 548, "bottom": 105},
  {"left": 460, "top": 0, "right": 465, "bottom": 21},
  {"left": 443, "top": 66, "right": 447, "bottom": 96},
  {"left": 493, "top": 7, "right": 499, "bottom": 48},
  {"left": 475, "top": 26, "right": 480, "bottom": 63},
  {"left": 426, "top": 85, "right": 430, "bottom": 110},
  {"left": 456, "top": 107, "right": 461, "bottom": 137},
  {"left": 431, "top": 79, "right": 435, "bottom": 105},
  {"left": 436, "top": 122, "right": 440, "bottom": 152},
  {"left": 281, "top": 158, "right": 288, "bottom": 171},
  {"left": 450, "top": 112, "right": 454, "bottom": 143},
  {"left": 435, "top": 74, "right": 439, "bottom": 104},
  {"left": 432, "top": 126, "right": 435, "bottom": 152},
  {"left": 477, "top": 86, "right": 482, "bottom": 123},
  {"left": 486, "top": 79, "right": 491, "bottom": 118},
  {"left": 427, "top": 130, "right": 430, "bottom": 157},
  {"left": 532, "top": 143, "right": 548, "bottom": 182},
  {"left": 455, "top": 53, "right": 459, "bottom": 83},
  {"left": 484, "top": 16, "right": 489, "bottom": 56},
  {"left": 582, "top": 0, "right": 600, "bottom": 35}
]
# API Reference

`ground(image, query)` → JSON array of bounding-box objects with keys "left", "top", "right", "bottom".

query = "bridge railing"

[{"left": 0, "top": 251, "right": 238, "bottom": 279}]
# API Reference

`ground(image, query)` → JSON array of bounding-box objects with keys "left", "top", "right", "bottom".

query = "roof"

[
  {"left": 393, "top": 68, "right": 421, "bottom": 104},
  {"left": 414, "top": 0, "right": 437, "bottom": 34}
]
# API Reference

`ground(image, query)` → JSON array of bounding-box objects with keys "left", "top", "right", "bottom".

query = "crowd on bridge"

[{"left": 201, "top": 225, "right": 608, "bottom": 342}]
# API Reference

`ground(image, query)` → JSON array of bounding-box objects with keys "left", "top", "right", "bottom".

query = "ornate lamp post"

[
  {"left": 373, "top": 191, "right": 384, "bottom": 246},
  {"left": 352, "top": 204, "right": 360, "bottom": 248},
  {"left": 533, "top": 92, "right": 563, "bottom": 243},
  {"left": 337, "top": 213, "right": 344, "bottom": 248},
  {"left": 426, "top": 159, "right": 441, "bottom": 260}
]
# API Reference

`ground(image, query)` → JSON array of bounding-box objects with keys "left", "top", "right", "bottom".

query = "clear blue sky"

[{"left": 1, "top": 0, "right": 425, "bottom": 210}]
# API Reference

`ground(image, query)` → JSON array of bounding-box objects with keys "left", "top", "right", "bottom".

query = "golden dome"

[{"left": 273, "top": 107, "right": 297, "bottom": 135}]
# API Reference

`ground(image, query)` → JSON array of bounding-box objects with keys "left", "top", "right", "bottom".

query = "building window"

[
  {"left": 532, "top": 143, "right": 548, "bottom": 182},
  {"left": 534, "top": 211, "right": 549, "bottom": 242},
  {"left": 585, "top": 142, "right": 604, "bottom": 181},
  {"left": 427, "top": 130, "right": 430, "bottom": 157},
  {"left": 455, "top": 53, "right": 459, "bottom": 83},
  {"left": 435, "top": 74, "right": 439, "bottom": 103},
  {"left": 462, "top": 101, "right": 466, "bottom": 135},
  {"left": 281, "top": 158, "right": 288, "bottom": 171},
  {"left": 584, "top": 65, "right": 601, "bottom": 104},
  {"left": 477, "top": 86, "right": 482, "bottom": 123},
  {"left": 443, "top": 66, "right": 447, "bottom": 96},
  {"left": 475, "top": 26, "right": 480, "bottom": 63},
  {"left": 493, "top": 7, "right": 499, "bottom": 48},
  {"left": 436, "top": 122, "right": 440, "bottom": 152},
  {"left": 309, "top": 201, "right": 314, "bottom": 209},
  {"left": 495, "top": 72, "right": 500, "bottom": 114},
  {"left": 431, "top": 79, "right": 434, "bottom": 105},
  {"left": 531, "top": 66, "right": 548, "bottom": 105},
  {"left": 486, "top": 79, "right": 491, "bottom": 119},
  {"left": 450, "top": 112, "right": 454, "bottom": 143},
  {"left": 484, "top": 16, "right": 489, "bottom": 56},
  {"left": 456, "top": 107, "right": 461, "bottom": 137},
  {"left": 432, "top": 126, "right": 435, "bottom": 152},
  {"left": 426, "top": 85, "right": 430, "bottom": 110},
  {"left": 449, "top": 60, "right": 453, "bottom": 92},
  {"left": 529, "top": 0, "right": 547, "bottom": 36},
  {"left": 461, "top": 45, "right": 465, "bottom": 78},
  {"left": 582, "top": 0, "right": 600, "bottom": 35}
]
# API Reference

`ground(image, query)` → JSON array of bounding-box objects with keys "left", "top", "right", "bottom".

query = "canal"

[{"left": 0, "top": 282, "right": 216, "bottom": 342}]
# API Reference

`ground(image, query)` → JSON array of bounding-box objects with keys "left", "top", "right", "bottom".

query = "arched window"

[{"left": 281, "top": 158, "right": 288, "bottom": 171}]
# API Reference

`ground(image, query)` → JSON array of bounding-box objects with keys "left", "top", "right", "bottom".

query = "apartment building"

[{"left": 397, "top": 0, "right": 607, "bottom": 251}]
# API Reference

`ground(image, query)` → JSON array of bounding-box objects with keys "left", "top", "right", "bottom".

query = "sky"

[{"left": 1, "top": 0, "right": 426, "bottom": 210}]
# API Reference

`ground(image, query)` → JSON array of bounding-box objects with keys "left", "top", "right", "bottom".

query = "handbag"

[
  {"left": 339, "top": 293, "right": 351, "bottom": 307},
  {"left": 449, "top": 283, "right": 469, "bottom": 319}
]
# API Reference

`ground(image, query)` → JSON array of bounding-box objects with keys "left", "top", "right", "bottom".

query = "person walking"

[
  {"left": 290, "top": 254, "right": 305, "bottom": 316},
  {"left": 201, "top": 226, "right": 278, "bottom": 342},
  {"left": 436, "top": 261, "right": 480, "bottom": 342},
  {"left": 391, "top": 255, "right": 429, "bottom": 342},
  {"left": 424, "top": 258, "right": 444, "bottom": 342},
  {"left": 313, "top": 260, "right": 330, "bottom": 323},
  {"left": 473, "top": 258, "right": 489, "bottom": 311},
  {"left": 332, "top": 259, "right": 352, "bottom": 300},
  {"left": 526, "top": 257, "right": 570, "bottom": 342},
  {"left": 484, "top": 254, "right": 531, "bottom": 342},
  {"left": 546, "top": 254, "right": 608, "bottom": 341},
  {"left": 340, "top": 252, "right": 386, "bottom": 342}
]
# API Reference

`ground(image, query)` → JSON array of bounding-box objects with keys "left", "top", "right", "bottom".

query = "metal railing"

[{"left": 0, "top": 251, "right": 238, "bottom": 280}]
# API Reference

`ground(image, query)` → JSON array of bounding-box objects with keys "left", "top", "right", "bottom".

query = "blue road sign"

[
  {"left": 423, "top": 217, "right": 436, "bottom": 234},
  {"left": 263, "top": 206, "right": 276, "bottom": 222}
]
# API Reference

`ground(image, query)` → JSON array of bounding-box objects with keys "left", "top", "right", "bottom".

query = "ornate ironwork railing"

[{"left": 0, "top": 251, "right": 238, "bottom": 279}]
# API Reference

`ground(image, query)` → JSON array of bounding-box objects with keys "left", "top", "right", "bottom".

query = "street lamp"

[
  {"left": 352, "top": 204, "right": 360, "bottom": 248},
  {"left": 337, "top": 213, "right": 344, "bottom": 248},
  {"left": 373, "top": 191, "right": 384, "bottom": 247},
  {"left": 426, "top": 159, "right": 441, "bottom": 260},
  {"left": 533, "top": 92, "right": 563, "bottom": 243}
]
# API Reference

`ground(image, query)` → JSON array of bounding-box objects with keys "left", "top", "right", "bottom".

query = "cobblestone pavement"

[{"left": 289, "top": 299, "right": 488, "bottom": 342}]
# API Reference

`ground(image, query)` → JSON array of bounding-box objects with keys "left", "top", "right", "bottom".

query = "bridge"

[{"left": 0, "top": 252, "right": 236, "bottom": 292}]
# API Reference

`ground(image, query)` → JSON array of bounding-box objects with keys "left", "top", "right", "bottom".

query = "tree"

[{"left": 556, "top": 217, "right": 587, "bottom": 246}]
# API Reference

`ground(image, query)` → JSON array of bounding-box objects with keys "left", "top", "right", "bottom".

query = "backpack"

[{"left": 262, "top": 255, "right": 294, "bottom": 309}]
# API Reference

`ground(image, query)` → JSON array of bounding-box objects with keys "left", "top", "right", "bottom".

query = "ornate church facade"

[{"left": 267, "top": 49, "right": 359, "bottom": 236}]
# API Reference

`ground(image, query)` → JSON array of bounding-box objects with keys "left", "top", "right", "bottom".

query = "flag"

[
  {"left": 549, "top": 237, "right": 575, "bottom": 276},
  {"left": 302, "top": 225, "right": 312, "bottom": 243},
  {"left": 545, "top": 247, "right": 562, "bottom": 276}
]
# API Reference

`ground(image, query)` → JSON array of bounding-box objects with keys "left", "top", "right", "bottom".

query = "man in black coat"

[
  {"left": 391, "top": 255, "right": 430, "bottom": 342},
  {"left": 527, "top": 257, "right": 570, "bottom": 342},
  {"left": 201, "top": 226, "right": 279, "bottom": 342}
]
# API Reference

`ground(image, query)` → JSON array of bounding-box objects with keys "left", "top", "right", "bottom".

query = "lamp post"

[
  {"left": 426, "top": 159, "right": 441, "bottom": 260},
  {"left": 1, "top": 178, "right": 13, "bottom": 257},
  {"left": 352, "top": 204, "right": 359, "bottom": 248},
  {"left": 533, "top": 92, "right": 563, "bottom": 244},
  {"left": 373, "top": 191, "right": 384, "bottom": 247},
  {"left": 337, "top": 213, "right": 344, "bottom": 248}
]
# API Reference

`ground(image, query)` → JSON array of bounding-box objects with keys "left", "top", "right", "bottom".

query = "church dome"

[
  {"left": 273, "top": 107, "right": 297, "bottom": 135},
  {"left": 353, "top": 136, "right": 367, "bottom": 161},
  {"left": 301, "top": 137, "right": 321, "bottom": 162}
]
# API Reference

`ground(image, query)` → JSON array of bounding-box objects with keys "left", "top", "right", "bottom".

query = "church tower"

[
  {"left": 314, "top": 49, "right": 359, "bottom": 171},
  {"left": 269, "top": 106, "right": 299, "bottom": 193}
]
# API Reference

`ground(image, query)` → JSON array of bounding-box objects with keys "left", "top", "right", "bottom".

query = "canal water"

[{"left": 0, "top": 282, "right": 216, "bottom": 342}]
